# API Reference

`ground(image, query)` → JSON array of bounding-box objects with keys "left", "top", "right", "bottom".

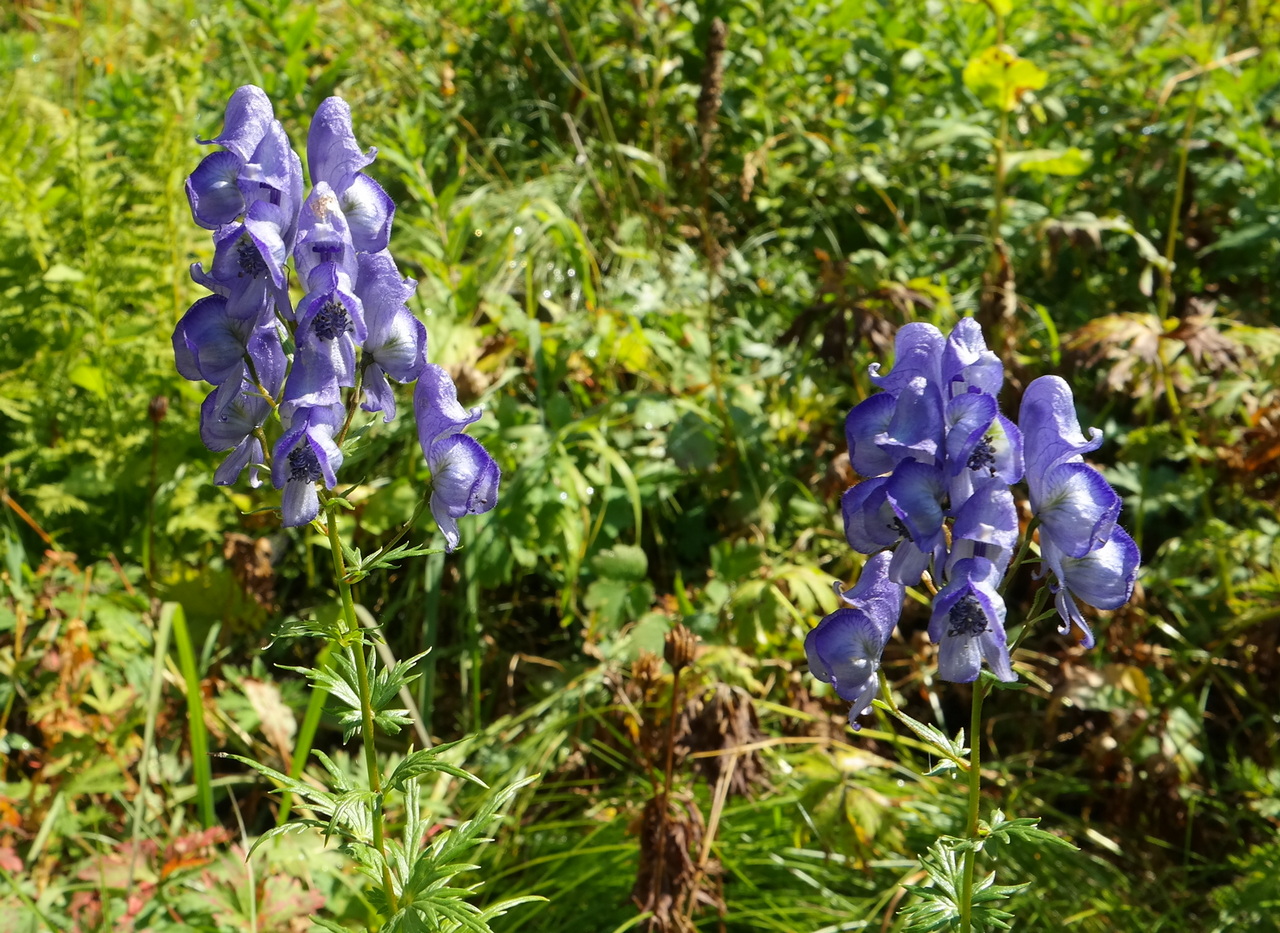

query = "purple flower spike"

[
  {"left": 427, "top": 434, "right": 501, "bottom": 552},
  {"left": 928, "top": 557, "right": 1014, "bottom": 683},
  {"left": 805, "top": 553, "right": 904, "bottom": 729}
]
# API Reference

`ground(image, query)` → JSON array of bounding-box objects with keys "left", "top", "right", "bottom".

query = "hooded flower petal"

[
  {"left": 238, "top": 120, "right": 305, "bottom": 247},
  {"left": 186, "top": 150, "right": 246, "bottom": 229},
  {"left": 868, "top": 322, "right": 944, "bottom": 396},
  {"left": 427, "top": 434, "right": 501, "bottom": 552},
  {"left": 200, "top": 386, "right": 270, "bottom": 488},
  {"left": 875, "top": 376, "right": 943, "bottom": 465},
  {"left": 291, "top": 262, "right": 364, "bottom": 393},
  {"left": 340, "top": 173, "right": 396, "bottom": 253},
  {"left": 294, "top": 183, "right": 358, "bottom": 292},
  {"left": 243, "top": 200, "right": 293, "bottom": 291},
  {"left": 357, "top": 250, "right": 426, "bottom": 386},
  {"left": 197, "top": 85, "right": 273, "bottom": 161},
  {"left": 946, "top": 481, "right": 1019, "bottom": 578},
  {"left": 832, "top": 552, "right": 904, "bottom": 627},
  {"left": 941, "top": 316, "right": 1003, "bottom": 399},
  {"left": 805, "top": 609, "right": 888, "bottom": 729},
  {"left": 414, "top": 363, "right": 483, "bottom": 452},
  {"left": 1019, "top": 375, "right": 1103, "bottom": 489},
  {"left": 944, "top": 390, "right": 998, "bottom": 475},
  {"left": 271, "top": 403, "right": 346, "bottom": 527},
  {"left": 307, "top": 96, "right": 376, "bottom": 192},
  {"left": 884, "top": 460, "right": 946, "bottom": 553},
  {"left": 806, "top": 553, "right": 903, "bottom": 729},
  {"left": 173, "top": 295, "right": 253, "bottom": 385},
  {"left": 841, "top": 477, "right": 900, "bottom": 554}
]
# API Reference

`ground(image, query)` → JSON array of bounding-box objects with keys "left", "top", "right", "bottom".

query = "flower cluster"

[
  {"left": 174, "top": 86, "right": 498, "bottom": 545},
  {"left": 806, "top": 319, "right": 1139, "bottom": 727}
]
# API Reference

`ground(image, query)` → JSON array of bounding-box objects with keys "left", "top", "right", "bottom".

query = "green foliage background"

[{"left": 3, "top": 0, "right": 1280, "bottom": 930}]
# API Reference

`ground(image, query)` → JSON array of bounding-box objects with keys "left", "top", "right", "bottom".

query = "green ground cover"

[{"left": 2, "top": 0, "right": 1280, "bottom": 929}]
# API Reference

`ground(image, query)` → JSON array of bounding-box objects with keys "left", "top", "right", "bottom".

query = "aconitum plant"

[
  {"left": 174, "top": 86, "right": 529, "bottom": 932},
  {"left": 176, "top": 85, "right": 497, "bottom": 537},
  {"left": 808, "top": 318, "right": 1139, "bottom": 931}
]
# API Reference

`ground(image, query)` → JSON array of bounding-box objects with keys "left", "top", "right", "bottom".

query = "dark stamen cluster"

[
  {"left": 288, "top": 445, "right": 324, "bottom": 483},
  {"left": 236, "top": 236, "right": 268, "bottom": 278},
  {"left": 947, "top": 594, "right": 988, "bottom": 638},
  {"left": 892, "top": 516, "right": 912, "bottom": 541},
  {"left": 967, "top": 434, "right": 997, "bottom": 474},
  {"left": 313, "top": 300, "right": 353, "bottom": 341}
]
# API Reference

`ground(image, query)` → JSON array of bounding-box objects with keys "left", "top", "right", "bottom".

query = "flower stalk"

[
  {"left": 958, "top": 677, "right": 989, "bottom": 932},
  {"left": 322, "top": 504, "right": 396, "bottom": 908}
]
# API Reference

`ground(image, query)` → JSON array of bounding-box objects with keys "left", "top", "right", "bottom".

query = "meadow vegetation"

[{"left": 3, "top": 0, "right": 1280, "bottom": 930}]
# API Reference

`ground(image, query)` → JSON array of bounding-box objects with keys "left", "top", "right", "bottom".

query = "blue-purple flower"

[
  {"left": 1019, "top": 376, "right": 1139, "bottom": 646},
  {"left": 271, "top": 403, "right": 345, "bottom": 527},
  {"left": 804, "top": 553, "right": 904, "bottom": 729},
  {"left": 357, "top": 250, "right": 427, "bottom": 421},
  {"left": 927, "top": 557, "right": 1014, "bottom": 683},
  {"left": 414, "top": 364, "right": 499, "bottom": 551}
]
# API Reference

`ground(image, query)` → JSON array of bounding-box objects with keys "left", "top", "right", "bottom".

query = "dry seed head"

[{"left": 663, "top": 624, "right": 697, "bottom": 673}]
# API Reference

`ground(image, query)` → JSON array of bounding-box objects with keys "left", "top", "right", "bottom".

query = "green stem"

[
  {"left": 324, "top": 505, "right": 397, "bottom": 911},
  {"left": 998, "top": 516, "right": 1040, "bottom": 598},
  {"left": 958, "top": 677, "right": 988, "bottom": 932}
]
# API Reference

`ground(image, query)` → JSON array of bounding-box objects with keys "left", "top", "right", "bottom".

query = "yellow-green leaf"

[
  {"left": 962, "top": 45, "right": 1048, "bottom": 112},
  {"left": 69, "top": 364, "right": 107, "bottom": 398},
  {"left": 1005, "top": 147, "right": 1092, "bottom": 176},
  {"left": 960, "top": 0, "right": 1013, "bottom": 15}
]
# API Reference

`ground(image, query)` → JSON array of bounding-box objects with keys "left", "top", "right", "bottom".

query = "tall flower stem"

[
  {"left": 958, "top": 676, "right": 989, "bottom": 932},
  {"left": 323, "top": 505, "right": 398, "bottom": 911}
]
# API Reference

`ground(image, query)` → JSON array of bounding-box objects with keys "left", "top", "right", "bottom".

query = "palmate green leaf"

[
  {"left": 347, "top": 542, "right": 445, "bottom": 583},
  {"left": 267, "top": 614, "right": 345, "bottom": 646},
  {"left": 246, "top": 818, "right": 329, "bottom": 861},
  {"left": 880, "top": 702, "right": 969, "bottom": 765},
  {"left": 311, "top": 917, "right": 352, "bottom": 933},
  {"left": 901, "top": 838, "right": 1028, "bottom": 932},
  {"left": 984, "top": 810, "right": 1077, "bottom": 850},
  {"left": 590, "top": 544, "right": 648, "bottom": 581},
  {"left": 218, "top": 753, "right": 337, "bottom": 813},
  {"left": 402, "top": 777, "right": 539, "bottom": 904},
  {"left": 327, "top": 788, "right": 377, "bottom": 843},
  {"left": 388, "top": 742, "right": 488, "bottom": 792}
]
